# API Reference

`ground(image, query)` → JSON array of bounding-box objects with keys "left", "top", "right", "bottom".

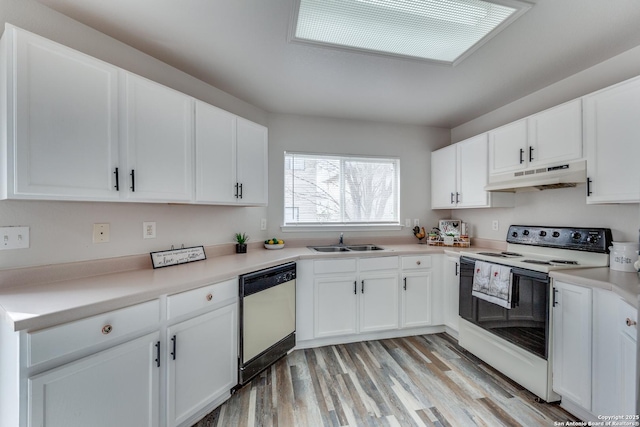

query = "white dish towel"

[{"left": 472, "top": 261, "right": 514, "bottom": 309}]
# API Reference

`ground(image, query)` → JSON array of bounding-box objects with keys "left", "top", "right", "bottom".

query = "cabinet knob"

[
  {"left": 416, "top": 260, "right": 421, "bottom": 265},
  {"left": 101, "top": 324, "right": 112, "bottom": 335},
  {"left": 206, "top": 293, "right": 213, "bottom": 302},
  {"left": 626, "top": 318, "right": 637, "bottom": 327}
]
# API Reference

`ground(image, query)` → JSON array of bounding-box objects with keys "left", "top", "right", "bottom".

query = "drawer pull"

[
  {"left": 416, "top": 260, "right": 421, "bottom": 266},
  {"left": 626, "top": 318, "right": 637, "bottom": 327},
  {"left": 101, "top": 324, "right": 112, "bottom": 335},
  {"left": 206, "top": 293, "right": 213, "bottom": 302}
]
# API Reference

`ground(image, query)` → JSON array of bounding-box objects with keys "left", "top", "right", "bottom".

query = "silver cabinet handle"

[
  {"left": 206, "top": 293, "right": 213, "bottom": 302},
  {"left": 626, "top": 318, "right": 637, "bottom": 327},
  {"left": 101, "top": 324, "right": 112, "bottom": 335}
]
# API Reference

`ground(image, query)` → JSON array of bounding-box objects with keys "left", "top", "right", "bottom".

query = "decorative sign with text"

[{"left": 150, "top": 246, "right": 206, "bottom": 269}]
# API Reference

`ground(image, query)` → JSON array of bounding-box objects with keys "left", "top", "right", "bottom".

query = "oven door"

[{"left": 459, "top": 256, "right": 550, "bottom": 359}]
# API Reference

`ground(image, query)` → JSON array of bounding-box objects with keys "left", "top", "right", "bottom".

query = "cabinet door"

[
  {"left": 195, "top": 101, "right": 237, "bottom": 203},
  {"left": 29, "top": 332, "right": 160, "bottom": 427},
  {"left": 488, "top": 119, "right": 527, "bottom": 175},
  {"left": 430, "top": 145, "right": 456, "bottom": 209},
  {"left": 123, "top": 74, "right": 193, "bottom": 202},
  {"left": 591, "top": 288, "right": 620, "bottom": 415},
  {"left": 443, "top": 256, "right": 460, "bottom": 332},
  {"left": 552, "top": 281, "right": 592, "bottom": 410},
  {"left": 359, "top": 272, "right": 399, "bottom": 333},
  {"left": 618, "top": 300, "right": 637, "bottom": 416},
  {"left": 12, "top": 27, "right": 120, "bottom": 200},
  {"left": 457, "top": 134, "right": 489, "bottom": 207},
  {"left": 401, "top": 271, "right": 431, "bottom": 328},
  {"left": 528, "top": 99, "right": 582, "bottom": 167},
  {"left": 314, "top": 276, "right": 358, "bottom": 338},
  {"left": 584, "top": 76, "right": 640, "bottom": 203},
  {"left": 167, "top": 304, "right": 237, "bottom": 427},
  {"left": 236, "top": 118, "right": 268, "bottom": 205}
]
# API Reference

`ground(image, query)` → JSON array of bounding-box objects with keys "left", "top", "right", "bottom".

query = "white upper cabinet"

[
  {"left": 528, "top": 99, "right": 582, "bottom": 166},
  {"left": 583, "top": 76, "right": 640, "bottom": 204},
  {"left": 195, "top": 101, "right": 237, "bottom": 204},
  {"left": 4, "top": 25, "right": 120, "bottom": 200},
  {"left": 195, "top": 102, "right": 268, "bottom": 206},
  {"left": 432, "top": 134, "right": 513, "bottom": 209},
  {"left": 236, "top": 118, "right": 268, "bottom": 205},
  {"left": 122, "top": 74, "right": 194, "bottom": 202},
  {"left": 431, "top": 144, "right": 457, "bottom": 208},
  {"left": 488, "top": 100, "right": 583, "bottom": 175},
  {"left": 488, "top": 119, "right": 528, "bottom": 175},
  {"left": 1, "top": 25, "right": 268, "bottom": 205}
]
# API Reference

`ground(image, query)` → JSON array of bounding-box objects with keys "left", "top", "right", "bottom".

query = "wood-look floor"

[{"left": 193, "top": 333, "right": 578, "bottom": 427}]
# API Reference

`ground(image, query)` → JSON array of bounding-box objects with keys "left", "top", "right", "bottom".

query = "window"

[{"left": 284, "top": 152, "right": 400, "bottom": 226}]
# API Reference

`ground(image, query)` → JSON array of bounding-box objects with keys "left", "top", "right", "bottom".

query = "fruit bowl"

[
  {"left": 264, "top": 238, "right": 285, "bottom": 249},
  {"left": 264, "top": 243, "right": 285, "bottom": 250}
]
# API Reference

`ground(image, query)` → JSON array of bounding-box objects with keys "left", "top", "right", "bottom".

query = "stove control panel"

[{"left": 506, "top": 225, "right": 613, "bottom": 253}]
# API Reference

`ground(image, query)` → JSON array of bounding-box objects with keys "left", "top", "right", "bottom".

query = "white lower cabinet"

[
  {"left": 360, "top": 272, "right": 399, "bottom": 332},
  {"left": 553, "top": 280, "right": 638, "bottom": 419},
  {"left": 4, "top": 280, "right": 239, "bottom": 427},
  {"left": 552, "top": 280, "right": 592, "bottom": 410},
  {"left": 166, "top": 303, "right": 237, "bottom": 427},
  {"left": 314, "top": 275, "right": 358, "bottom": 338},
  {"left": 442, "top": 255, "right": 460, "bottom": 333},
  {"left": 29, "top": 332, "right": 160, "bottom": 427},
  {"left": 314, "top": 257, "right": 399, "bottom": 338},
  {"left": 400, "top": 255, "right": 434, "bottom": 329}
]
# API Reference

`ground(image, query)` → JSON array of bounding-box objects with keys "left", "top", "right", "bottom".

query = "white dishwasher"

[{"left": 238, "top": 262, "right": 296, "bottom": 387}]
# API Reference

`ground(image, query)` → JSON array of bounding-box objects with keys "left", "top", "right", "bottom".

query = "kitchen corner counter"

[
  {"left": 550, "top": 268, "right": 640, "bottom": 307},
  {"left": 0, "top": 242, "right": 500, "bottom": 333}
]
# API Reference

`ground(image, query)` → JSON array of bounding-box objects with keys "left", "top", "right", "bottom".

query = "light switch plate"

[{"left": 0, "top": 226, "right": 29, "bottom": 250}]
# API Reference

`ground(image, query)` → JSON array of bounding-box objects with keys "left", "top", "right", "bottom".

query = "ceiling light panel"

[{"left": 293, "top": 0, "right": 531, "bottom": 65}]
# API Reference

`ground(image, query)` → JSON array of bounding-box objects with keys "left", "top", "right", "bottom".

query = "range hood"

[{"left": 484, "top": 160, "right": 586, "bottom": 192}]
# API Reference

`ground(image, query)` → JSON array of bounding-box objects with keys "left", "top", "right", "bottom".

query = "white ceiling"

[{"left": 35, "top": 0, "right": 640, "bottom": 128}]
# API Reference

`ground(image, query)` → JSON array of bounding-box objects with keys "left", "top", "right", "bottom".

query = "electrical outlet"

[
  {"left": 93, "top": 223, "right": 110, "bottom": 243},
  {"left": 0, "top": 226, "right": 30, "bottom": 250},
  {"left": 405, "top": 218, "right": 411, "bottom": 228},
  {"left": 143, "top": 222, "right": 156, "bottom": 239},
  {"left": 414, "top": 219, "right": 420, "bottom": 227},
  {"left": 492, "top": 220, "right": 499, "bottom": 231},
  {"left": 260, "top": 218, "right": 267, "bottom": 231}
]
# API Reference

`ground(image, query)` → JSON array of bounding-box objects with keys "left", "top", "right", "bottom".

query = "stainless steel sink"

[
  {"left": 345, "top": 245, "right": 384, "bottom": 251},
  {"left": 310, "top": 246, "right": 351, "bottom": 252},
  {"left": 309, "top": 244, "right": 384, "bottom": 252}
]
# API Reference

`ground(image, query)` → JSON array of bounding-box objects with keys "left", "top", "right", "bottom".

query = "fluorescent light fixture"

[{"left": 292, "top": 0, "right": 532, "bottom": 65}]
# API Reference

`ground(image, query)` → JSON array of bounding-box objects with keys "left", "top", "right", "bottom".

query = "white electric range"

[{"left": 457, "top": 225, "right": 612, "bottom": 402}]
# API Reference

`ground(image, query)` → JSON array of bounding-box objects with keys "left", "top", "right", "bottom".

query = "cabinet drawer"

[
  {"left": 619, "top": 299, "right": 638, "bottom": 340},
  {"left": 314, "top": 259, "right": 357, "bottom": 274},
  {"left": 359, "top": 256, "right": 399, "bottom": 272},
  {"left": 401, "top": 255, "right": 432, "bottom": 270},
  {"left": 167, "top": 278, "right": 237, "bottom": 320},
  {"left": 28, "top": 299, "right": 160, "bottom": 366}
]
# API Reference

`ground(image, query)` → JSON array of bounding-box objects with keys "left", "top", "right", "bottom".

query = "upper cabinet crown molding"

[{"left": 0, "top": 24, "right": 268, "bottom": 206}]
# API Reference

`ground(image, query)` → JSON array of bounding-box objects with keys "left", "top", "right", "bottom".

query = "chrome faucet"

[{"left": 339, "top": 232, "right": 344, "bottom": 246}]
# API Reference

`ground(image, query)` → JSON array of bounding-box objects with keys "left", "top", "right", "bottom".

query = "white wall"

[
  {"left": 450, "top": 45, "right": 640, "bottom": 243},
  {"left": 0, "top": 0, "right": 270, "bottom": 269},
  {"left": 266, "top": 113, "right": 450, "bottom": 241}
]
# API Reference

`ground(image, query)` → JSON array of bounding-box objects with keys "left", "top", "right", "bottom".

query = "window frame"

[{"left": 282, "top": 151, "right": 402, "bottom": 231}]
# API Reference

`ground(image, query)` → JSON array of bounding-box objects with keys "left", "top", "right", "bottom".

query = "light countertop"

[
  {"left": 0, "top": 244, "right": 462, "bottom": 332},
  {"left": 2, "top": 243, "right": 636, "bottom": 333},
  {"left": 550, "top": 268, "right": 640, "bottom": 308}
]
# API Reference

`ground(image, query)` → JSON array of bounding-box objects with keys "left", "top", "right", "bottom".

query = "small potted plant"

[{"left": 234, "top": 232, "right": 249, "bottom": 254}]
